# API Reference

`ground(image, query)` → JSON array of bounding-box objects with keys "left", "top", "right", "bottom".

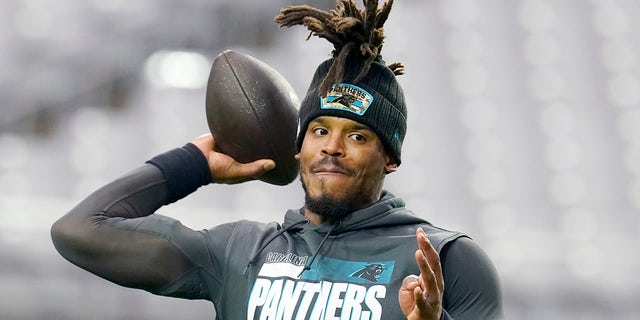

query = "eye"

[
  {"left": 312, "top": 127, "right": 328, "bottom": 136},
  {"left": 349, "top": 133, "right": 366, "bottom": 142}
]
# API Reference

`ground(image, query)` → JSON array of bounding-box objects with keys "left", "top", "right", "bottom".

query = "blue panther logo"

[{"left": 350, "top": 263, "right": 387, "bottom": 282}]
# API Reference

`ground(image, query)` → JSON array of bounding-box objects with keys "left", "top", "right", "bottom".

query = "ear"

[
  {"left": 294, "top": 153, "right": 301, "bottom": 160},
  {"left": 384, "top": 158, "right": 398, "bottom": 174}
]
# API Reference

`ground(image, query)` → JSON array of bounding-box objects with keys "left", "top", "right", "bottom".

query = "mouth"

[
  {"left": 309, "top": 157, "right": 353, "bottom": 178},
  {"left": 309, "top": 157, "right": 352, "bottom": 177},
  {"left": 313, "top": 165, "right": 349, "bottom": 176}
]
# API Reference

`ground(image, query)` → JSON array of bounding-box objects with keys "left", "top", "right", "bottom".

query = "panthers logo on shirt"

[
  {"left": 350, "top": 263, "right": 388, "bottom": 282},
  {"left": 248, "top": 253, "right": 396, "bottom": 320},
  {"left": 321, "top": 83, "right": 374, "bottom": 115}
]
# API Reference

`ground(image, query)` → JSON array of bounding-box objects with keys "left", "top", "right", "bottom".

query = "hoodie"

[
  {"left": 52, "top": 144, "right": 503, "bottom": 320},
  {"left": 156, "top": 191, "right": 467, "bottom": 319}
]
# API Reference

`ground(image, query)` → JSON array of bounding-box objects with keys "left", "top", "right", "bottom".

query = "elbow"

[
  {"left": 50, "top": 215, "right": 87, "bottom": 261},
  {"left": 50, "top": 217, "right": 72, "bottom": 257}
]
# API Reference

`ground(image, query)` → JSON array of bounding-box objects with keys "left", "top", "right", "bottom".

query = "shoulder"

[
  {"left": 441, "top": 237, "right": 498, "bottom": 278},
  {"left": 440, "top": 237, "right": 504, "bottom": 319},
  {"left": 175, "top": 220, "right": 282, "bottom": 271},
  {"left": 205, "top": 220, "right": 283, "bottom": 241},
  {"left": 420, "top": 223, "right": 468, "bottom": 253}
]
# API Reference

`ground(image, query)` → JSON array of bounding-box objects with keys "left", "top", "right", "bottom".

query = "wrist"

[{"left": 146, "top": 143, "right": 212, "bottom": 204}]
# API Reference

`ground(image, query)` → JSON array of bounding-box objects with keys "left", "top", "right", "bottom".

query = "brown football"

[{"left": 205, "top": 50, "right": 300, "bottom": 185}]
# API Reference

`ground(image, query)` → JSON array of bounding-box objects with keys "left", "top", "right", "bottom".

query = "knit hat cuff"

[{"left": 296, "top": 81, "right": 406, "bottom": 165}]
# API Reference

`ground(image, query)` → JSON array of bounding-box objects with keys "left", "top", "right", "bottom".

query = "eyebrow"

[{"left": 311, "top": 117, "right": 374, "bottom": 132}]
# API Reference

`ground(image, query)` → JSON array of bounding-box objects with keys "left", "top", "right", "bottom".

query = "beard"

[
  {"left": 300, "top": 155, "right": 386, "bottom": 224},
  {"left": 300, "top": 156, "right": 358, "bottom": 223},
  {"left": 302, "top": 184, "right": 355, "bottom": 224}
]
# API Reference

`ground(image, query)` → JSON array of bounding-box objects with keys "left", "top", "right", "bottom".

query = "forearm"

[
  {"left": 51, "top": 143, "right": 212, "bottom": 291},
  {"left": 65, "top": 163, "right": 167, "bottom": 222},
  {"left": 52, "top": 143, "right": 211, "bottom": 234}
]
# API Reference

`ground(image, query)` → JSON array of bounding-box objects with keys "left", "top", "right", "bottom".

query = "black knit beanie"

[{"left": 296, "top": 55, "right": 407, "bottom": 165}]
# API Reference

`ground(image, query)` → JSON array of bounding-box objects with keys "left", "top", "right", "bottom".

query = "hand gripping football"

[{"left": 205, "top": 50, "right": 300, "bottom": 185}]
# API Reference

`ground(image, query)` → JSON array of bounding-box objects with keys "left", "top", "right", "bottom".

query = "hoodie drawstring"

[
  {"left": 298, "top": 222, "right": 339, "bottom": 278},
  {"left": 243, "top": 219, "right": 308, "bottom": 276}
]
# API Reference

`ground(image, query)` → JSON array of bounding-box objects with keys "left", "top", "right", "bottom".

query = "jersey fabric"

[{"left": 52, "top": 144, "right": 503, "bottom": 320}]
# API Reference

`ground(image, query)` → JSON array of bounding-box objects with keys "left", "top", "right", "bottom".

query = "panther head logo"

[
  {"left": 331, "top": 94, "right": 358, "bottom": 108},
  {"left": 350, "top": 263, "right": 387, "bottom": 282}
]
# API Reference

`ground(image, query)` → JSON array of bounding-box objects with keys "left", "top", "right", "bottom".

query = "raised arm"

[{"left": 51, "top": 134, "right": 275, "bottom": 294}]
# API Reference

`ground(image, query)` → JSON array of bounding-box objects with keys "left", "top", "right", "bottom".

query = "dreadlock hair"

[
  {"left": 276, "top": 0, "right": 409, "bottom": 166},
  {"left": 275, "top": 0, "right": 405, "bottom": 97}
]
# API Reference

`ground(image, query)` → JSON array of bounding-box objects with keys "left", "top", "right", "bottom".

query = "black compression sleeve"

[
  {"left": 51, "top": 164, "right": 197, "bottom": 292},
  {"left": 146, "top": 143, "right": 212, "bottom": 204},
  {"left": 441, "top": 237, "right": 504, "bottom": 320}
]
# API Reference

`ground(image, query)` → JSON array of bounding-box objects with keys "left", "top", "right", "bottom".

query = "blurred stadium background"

[{"left": 1, "top": 0, "right": 639, "bottom": 319}]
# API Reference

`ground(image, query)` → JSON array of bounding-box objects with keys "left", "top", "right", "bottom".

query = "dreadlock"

[{"left": 275, "top": 0, "right": 404, "bottom": 96}]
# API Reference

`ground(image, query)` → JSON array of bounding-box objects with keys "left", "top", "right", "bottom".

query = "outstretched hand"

[
  {"left": 191, "top": 133, "right": 276, "bottom": 184},
  {"left": 398, "top": 228, "right": 444, "bottom": 320}
]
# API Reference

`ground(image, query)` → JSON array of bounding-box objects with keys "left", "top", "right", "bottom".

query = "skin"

[
  {"left": 192, "top": 115, "right": 444, "bottom": 319},
  {"left": 295, "top": 116, "right": 396, "bottom": 225}
]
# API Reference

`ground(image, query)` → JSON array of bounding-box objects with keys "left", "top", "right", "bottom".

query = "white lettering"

[
  {"left": 276, "top": 280, "right": 304, "bottom": 320},
  {"left": 295, "top": 282, "right": 321, "bottom": 320},
  {"left": 261, "top": 279, "right": 283, "bottom": 320},
  {"left": 308, "top": 281, "right": 332, "bottom": 320},
  {"left": 266, "top": 252, "right": 308, "bottom": 266},
  {"left": 340, "top": 284, "right": 366, "bottom": 319},
  {"left": 247, "top": 279, "right": 387, "bottom": 320},
  {"left": 364, "top": 285, "right": 386, "bottom": 320},
  {"left": 332, "top": 85, "right": 368, "bottom": 100},
  {"left": 248, "top": 278, "right": 272, "bottom": 319},
  {"left": 325, "top": 282, "right": 348, "bottom": 320}
]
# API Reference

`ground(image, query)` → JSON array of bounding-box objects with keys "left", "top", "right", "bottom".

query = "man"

[{"left": 51, "top": 0, "right": 503, "bottom": 319}]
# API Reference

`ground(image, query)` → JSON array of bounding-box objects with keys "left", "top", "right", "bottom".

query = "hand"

[
  {"left": 191, "top": 133, "right": 276, "bottom": 184},
  {"left": 398, "top": 228, "right": 444, "bottom": 320}
]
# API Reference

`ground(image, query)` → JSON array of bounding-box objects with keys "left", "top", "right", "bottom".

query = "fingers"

[
  {"left": 413, "top": 283, "right": 430, "bottom": 312},
  {"left": 398, "top": 275, "right": 420, "bottom": 317},
  {"left": 399, "top": 229, "right": 445, "bottom": 320},
  {"left": 210, "top": 151, "right": 276, "bottom": 184},
  {"left": 401, "top": 274, "right": 420, "bottom": 292},
  {"left": 413, "top": 228, "right": 444, "bottom": 320},
  {"left": 190, "top": 133, "right": 277, "bottom": 184},
  {"left": 236, "top": 159, "right": 276, "bottom": 178},
  {"left": 416, "top": 228, "right": 444, "bottom": 293},
  {"left": 217, "top": 158, "right": 276, "bottom": 184}
]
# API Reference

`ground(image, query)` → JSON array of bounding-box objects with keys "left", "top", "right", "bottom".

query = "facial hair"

[
  {"left": 302, "top": 183, "right": 355, "bottom": 223},
  {"left": 300, "top": 156, "right": 358, "bottom": 223}
]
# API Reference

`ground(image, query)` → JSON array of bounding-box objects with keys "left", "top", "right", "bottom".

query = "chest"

[{"left": 239, "top": 230, "right": 420, "bottom": 319}]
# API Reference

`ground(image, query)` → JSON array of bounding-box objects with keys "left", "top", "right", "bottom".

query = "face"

[{"left": 297, "top": 116, "right": 397, "bottom": 222}]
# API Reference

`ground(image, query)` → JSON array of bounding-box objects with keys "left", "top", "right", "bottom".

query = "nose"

[{"left": 322, "top": 133, "right": 344, "bottom": 157}]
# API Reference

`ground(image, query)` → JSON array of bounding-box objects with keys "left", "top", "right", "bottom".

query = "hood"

[
  {"left": 245, "top": 190, "right": 435, "bottom": 278},
  {"left": 282, "top": 190, "right": 430, "bottom": 234}
]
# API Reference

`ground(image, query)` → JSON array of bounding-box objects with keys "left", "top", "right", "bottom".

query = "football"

[{"left": 205, "top": 50, "right": 300, "bottom": 185}]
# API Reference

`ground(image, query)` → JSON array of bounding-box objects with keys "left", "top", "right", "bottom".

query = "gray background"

[{"left": 1, "top": 0, "right": 638, "bottom": 319}]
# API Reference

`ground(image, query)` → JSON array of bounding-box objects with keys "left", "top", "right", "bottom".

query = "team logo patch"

[
  {"left": 321, "top": 83, "right": 374, "bottom": 115},
  {"left": 297, "top": 256, "right": 394, "bottom": 284},
  {"left": 350, "top": 263, "right": 388, "bottom": 282}
]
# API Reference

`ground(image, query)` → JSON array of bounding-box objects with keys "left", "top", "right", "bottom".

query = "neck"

[
  {"left": 303, "top": 195, "right": 380, "bottom": 226},
  {"left": 304, "top": 208, "right": 325, "bottom": 226},
  {"left": 301, "top": 183, "right": 385, "bottom": 225}
]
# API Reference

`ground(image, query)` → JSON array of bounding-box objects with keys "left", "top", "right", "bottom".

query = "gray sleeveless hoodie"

[{"left": 157, "top": 191, "right": 466, "bottom": 319}]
